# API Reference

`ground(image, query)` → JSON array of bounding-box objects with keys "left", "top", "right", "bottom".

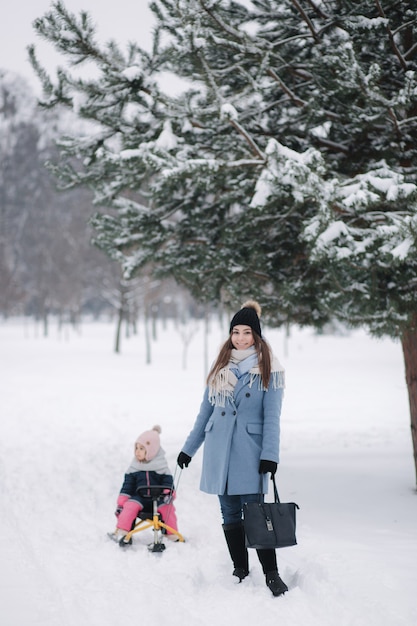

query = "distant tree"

[
  {"left": 0, "top": 71, "right": 39, "bottom": 317},
  {"left": 0, "top": 69, "right": 121, "bottom": 326}
]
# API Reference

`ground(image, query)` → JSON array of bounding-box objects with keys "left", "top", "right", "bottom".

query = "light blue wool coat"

[{"left": 181, "top": 373, "right": 283, "bottom": 496}]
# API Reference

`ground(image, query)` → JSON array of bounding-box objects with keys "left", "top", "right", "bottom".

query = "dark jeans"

[{"left": 218, "top": 492, "right": 261, "bottom": 525}]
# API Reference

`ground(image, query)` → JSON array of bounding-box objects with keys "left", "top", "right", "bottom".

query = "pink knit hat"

[{"left": 135, "top": 425, "right": 161, "bottom": 461}]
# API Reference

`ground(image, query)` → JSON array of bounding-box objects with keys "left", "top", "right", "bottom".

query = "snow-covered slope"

[{"left": 1, "top": 319, "right": 416, "bottom": 626}]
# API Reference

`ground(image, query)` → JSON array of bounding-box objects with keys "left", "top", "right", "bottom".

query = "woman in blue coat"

[{"left": 177, "top": 301, "right": 288, "bottom": 596}]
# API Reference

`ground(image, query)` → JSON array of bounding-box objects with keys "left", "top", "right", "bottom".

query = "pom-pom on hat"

[
  {"left": 229, "top": 300, "right": 262, "bottom": 338},
  {"left": 135, "top": 425, "right": 161, "bottom": 461}
]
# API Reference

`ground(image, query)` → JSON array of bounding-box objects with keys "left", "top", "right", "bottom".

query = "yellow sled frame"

[{"left": 121, "top": 496, "right": 185, "bottom": 552}]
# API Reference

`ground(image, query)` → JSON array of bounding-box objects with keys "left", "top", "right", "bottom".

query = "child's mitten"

[{"left": 115, "top": 494, "right": 129, "bottom": 516}]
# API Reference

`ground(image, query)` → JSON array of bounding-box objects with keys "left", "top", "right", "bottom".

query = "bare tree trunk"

[
  {"left": 401, "top": 319, "right": 417, "bottom": 489},
  {"left": 114, "top": 307, "right": 123, "bottom": 354},
  {"left": 144, "top": 309, "right": 152, "bottom": 365},
  {"left": 114, "top": 285, "right": 129, "bottom": 353},
  {"left": 152, "top": 306, "right": 158, "bottom": 341},
  {"left": 203, "top": 306, "right": 209, "bottom": 381},
  {"left": 42, "top": 308, "right": 49, "bottom": 337}
]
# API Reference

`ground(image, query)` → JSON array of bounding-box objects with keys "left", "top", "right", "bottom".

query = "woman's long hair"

[{"left": 207, "top": 331, "right": 272, "bottom": 389}]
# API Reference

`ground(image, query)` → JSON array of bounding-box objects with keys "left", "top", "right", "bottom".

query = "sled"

[{"left": 115, "top": 485, "right": 185, "bottom": 552}]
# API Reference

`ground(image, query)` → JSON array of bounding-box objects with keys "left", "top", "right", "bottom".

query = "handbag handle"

[
  {"left": 258, "top": 472, "right": 281, "bottom": 503},
  {"left": 271, "top": 473, "right": 281, "bottom": 503}
]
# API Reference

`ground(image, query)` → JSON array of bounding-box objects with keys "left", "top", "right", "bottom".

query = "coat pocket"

[
  {"left": 204, "top": 420, "right": 214, "bottom": 433},
  {"left": 247, "top": 422, "right": 263, "bottom": 435}
]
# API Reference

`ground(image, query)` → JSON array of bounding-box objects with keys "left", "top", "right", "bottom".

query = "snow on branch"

[
  {"left": 250, "top": 139, "right": 326, "bottom": 208},
  {"left": 304, "top": 164, "right": 417, "bottom": 263},
  {"left": 338, "top": 167, "right": 416, "bottom": 209}
]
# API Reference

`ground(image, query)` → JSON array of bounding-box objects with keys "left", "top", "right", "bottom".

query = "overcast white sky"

[{"left": 1, "top": 1, "right": 155, "bottom": 92}]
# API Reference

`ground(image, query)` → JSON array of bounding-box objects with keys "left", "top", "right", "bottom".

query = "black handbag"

[{"left": 243, "top": 474, "right": 299, "bottom": 549}]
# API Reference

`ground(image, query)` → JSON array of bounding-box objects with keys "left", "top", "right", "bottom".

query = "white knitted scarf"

[
  {"left": 208, "top": 346, "right": 285, "bottom": 407},
  {"left": 126, "top": 447, "right": 171, "bottom": 475}
]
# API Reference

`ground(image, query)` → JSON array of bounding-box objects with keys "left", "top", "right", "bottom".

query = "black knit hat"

[{"left": 229, "top": 300, "right": 262, "bottom": 338}]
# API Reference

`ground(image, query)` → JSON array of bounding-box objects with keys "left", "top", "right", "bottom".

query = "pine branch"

[
  {"left": 404, "top": 42, "right": 417, "bottom": 61},
  {"left": 374, "top": 0, "right": 408, "bottom": 70},
  {"left": 199, "top": 0, "right": 245, "bottom": 41},
  {"left": 291, "top": 0, "right": 320, "bottom": 43},
  {"left": 386, "top": 107, "right": 405, "bottom": 145},
  {"left": 303, "top": 0, "right": 329, "bottom": 20},
  {"left": 197, "top": 52, "right": 222, "bottom": 104},
  {"left": 398, "top": 116, "right": 417, "bottom": 128},
  {"left": 312, "top": 137, "right": 350, "bottom": 154},
  {"left": 33, "top": 1, "right": 105, "bottom": 66},
  {"left": 227, "top": 118, "right": 265, "bottom": 160},
  {"left": 266, "top": 68, "right": 306, "bottom": 107}
]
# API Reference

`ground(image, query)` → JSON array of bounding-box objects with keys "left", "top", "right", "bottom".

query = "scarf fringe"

[{"left": 208, "top": 368, "right": 285, "bottom": 407}]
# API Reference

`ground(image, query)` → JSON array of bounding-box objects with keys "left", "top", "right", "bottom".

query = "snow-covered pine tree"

[
  {"left": 29, "top": 1, "right": 333, "bottom": 326},
  {"left": 30, "top": 0, "right": 417, "bottom": 482},
  {"left": 301, "top": 1, "right": 417, "bottom": 484},
  {"left": 146, "top": 0, "right": 417, "bottom": 482},
  {"left": 143, "top": 0, "right": 335, "bottom": 324},
  {"left": 29, "top": 1, "right": 178, "bottom": 280}
]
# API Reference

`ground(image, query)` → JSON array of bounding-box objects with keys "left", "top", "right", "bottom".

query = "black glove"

[
  {"left": 177, "top": 451, "right": 192, "bottom": 469},
  {"left": 259, "top": 459, "right": 277, "bottom": 475}
]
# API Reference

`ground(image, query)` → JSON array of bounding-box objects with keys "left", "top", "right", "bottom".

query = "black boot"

[
  {"left": 256, "top": 549, "right": 288, "bottom": 596},
  {"left": 265, "top": 571, "right": 288, "bottom": 597},
  {"left": 223, "top": 523, "right": 249, "bottom": 582}
]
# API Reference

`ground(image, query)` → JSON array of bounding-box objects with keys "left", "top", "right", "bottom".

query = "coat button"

[
  {"left": 246, "top": 392, "right": 250, "bottom": 397},
  {"left": 233, "top": 411, "right": 236, "bottom": 415},
  {"left": 221, "top": 411, "right": 225, "bottom": 416}
]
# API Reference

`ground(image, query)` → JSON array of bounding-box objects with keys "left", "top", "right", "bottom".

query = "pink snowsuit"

[{"left": 116, "top": 491, "right": 179, "bottom": 535}]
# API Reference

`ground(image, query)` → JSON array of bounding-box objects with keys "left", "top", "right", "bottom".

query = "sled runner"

[{"left": 111, "top": 485, "right": 185, "bottom": 552}]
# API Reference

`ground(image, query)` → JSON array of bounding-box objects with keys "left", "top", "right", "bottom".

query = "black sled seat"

[{"left": 120, "top": 485, "right": 185, "bottom": 552}]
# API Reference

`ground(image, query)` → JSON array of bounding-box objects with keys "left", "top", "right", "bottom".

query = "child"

[{"left": 109, "top": 425, "right": 180, "bottom": 543}]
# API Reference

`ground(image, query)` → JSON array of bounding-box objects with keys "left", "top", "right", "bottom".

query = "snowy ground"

[{"left": 1, "top": 317, "right": 416, "bottom": 626}]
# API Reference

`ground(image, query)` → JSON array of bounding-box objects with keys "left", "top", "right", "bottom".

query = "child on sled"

[{"left": 109, "top": 425, "right": 180, "bottom": 543}]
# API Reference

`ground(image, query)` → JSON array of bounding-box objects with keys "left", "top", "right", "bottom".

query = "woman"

[{"left": 177, "top": 300, "right": 288, "bottom": 596}]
